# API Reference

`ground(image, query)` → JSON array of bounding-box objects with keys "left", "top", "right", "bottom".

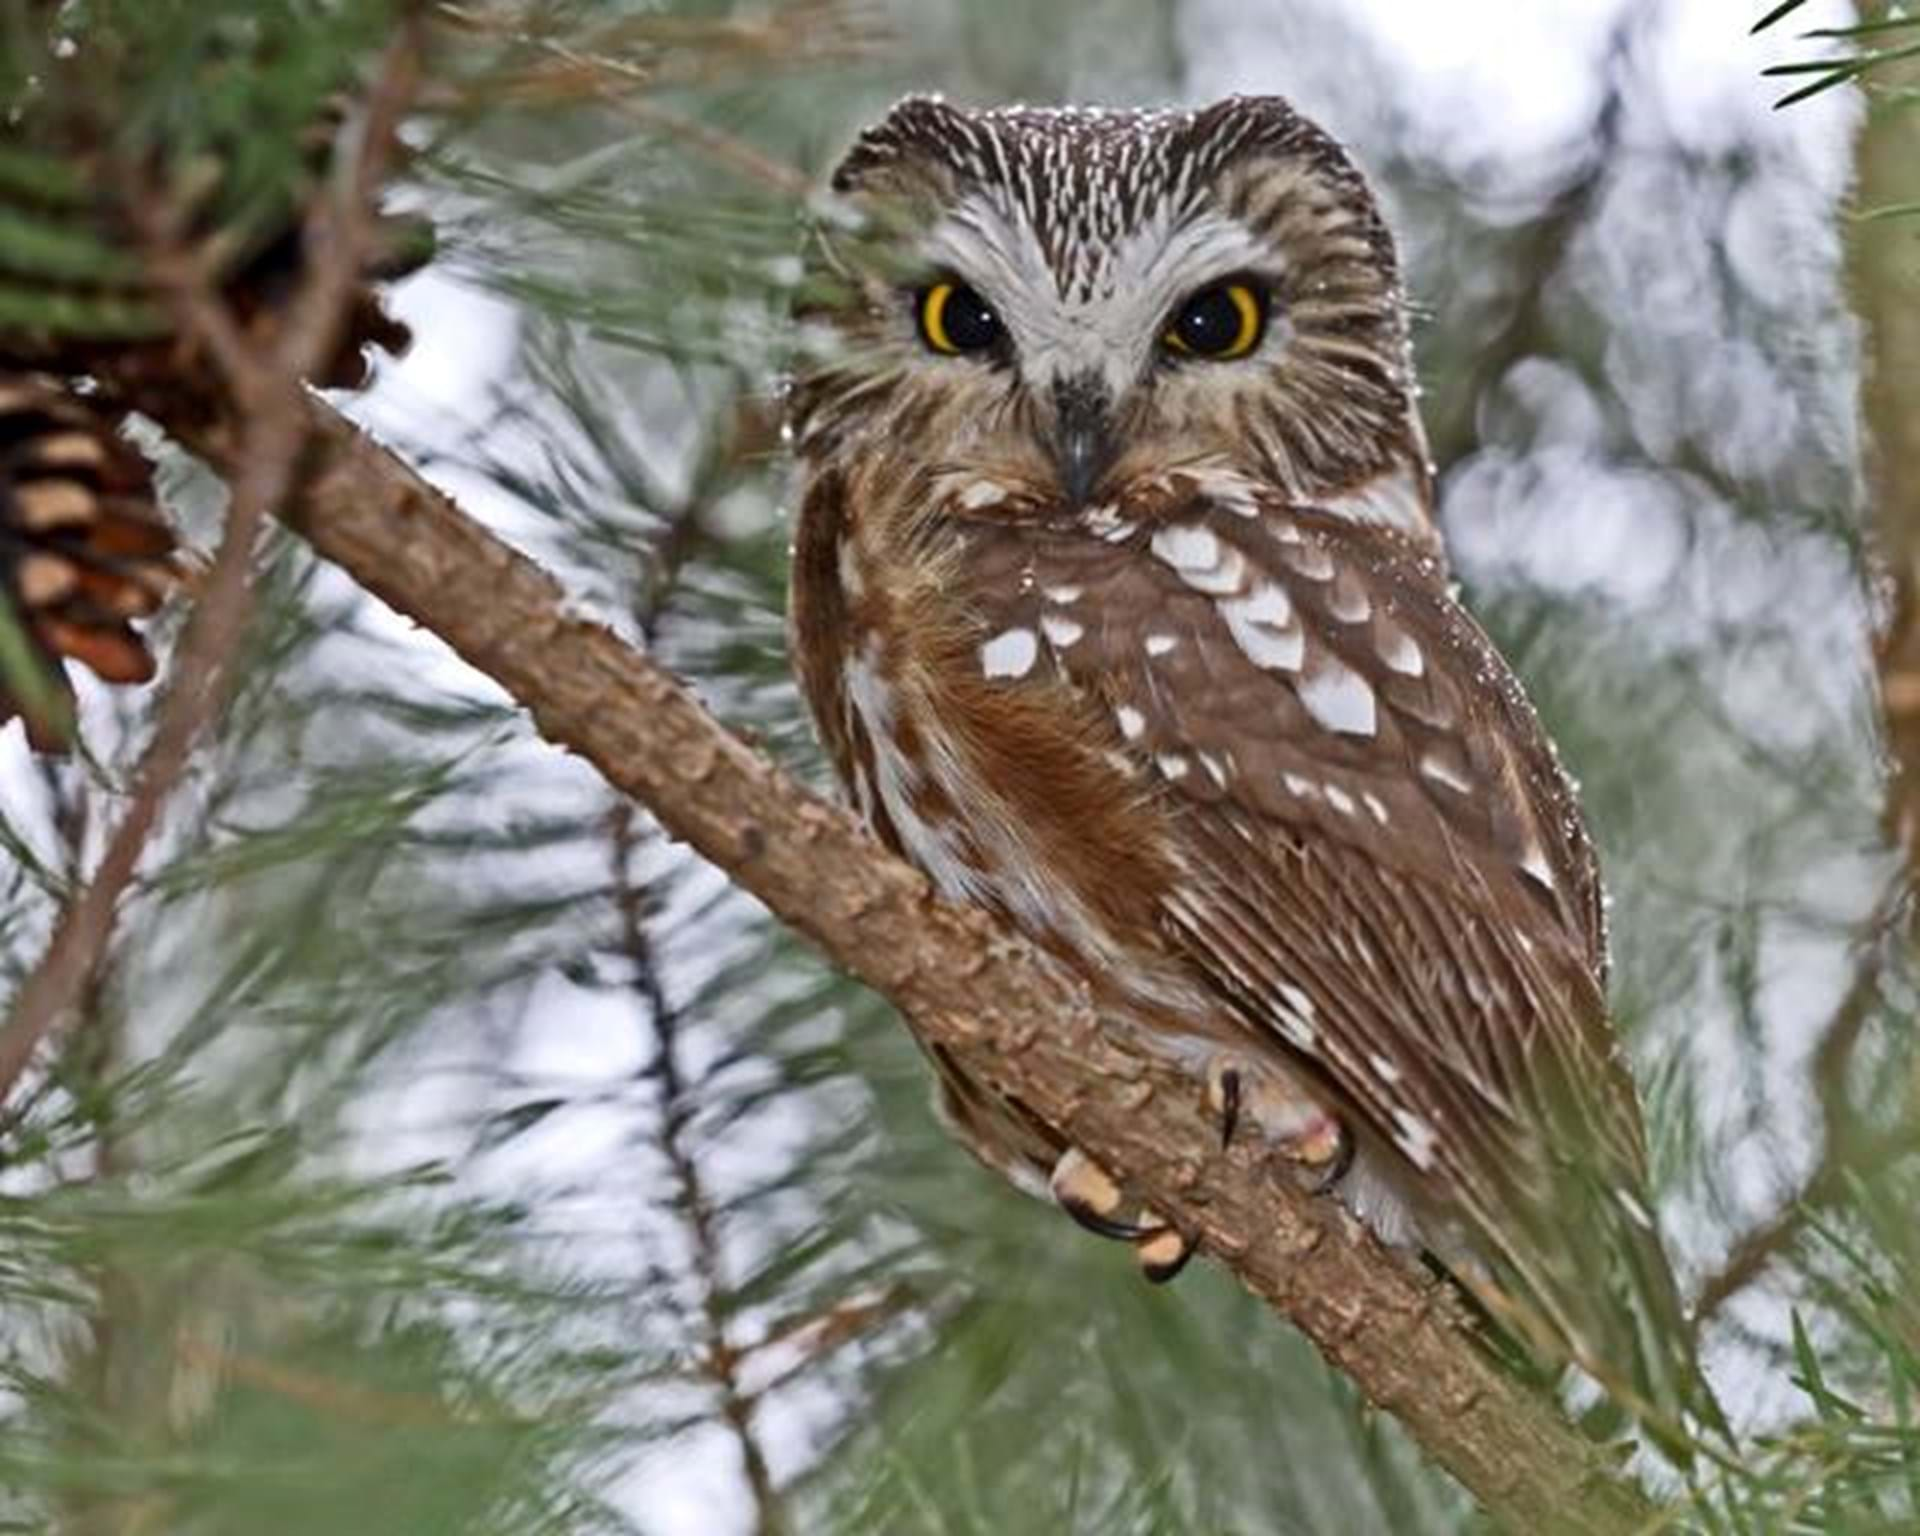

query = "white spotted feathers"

[{"left": 797, "top": 90, "right": 1700, "bottom": 1440}]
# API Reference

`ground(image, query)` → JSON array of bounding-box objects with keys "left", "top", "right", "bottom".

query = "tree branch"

[
  {"left": 87, "top": 380, "right": 1664, "bottom": 1533},
  {"left": 1689, "top": 890, "right": 1912, "bottom": 1328}
]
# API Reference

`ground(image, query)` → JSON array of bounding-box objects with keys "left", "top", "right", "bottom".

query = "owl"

[{"left": 787, "top": 94, "right": 1705, "bottom": 1437}]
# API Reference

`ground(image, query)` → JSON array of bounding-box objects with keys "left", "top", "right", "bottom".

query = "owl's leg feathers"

[
  {"left": 1047, "top": 1148, "right": 1195, "bottom": 1282},
  {"left": 1204, "top": 1054, "right": 1350, "bottom": 1192},
  {"left": 1048, "top": 1147, "right": 1138, "bottom": 1240}
]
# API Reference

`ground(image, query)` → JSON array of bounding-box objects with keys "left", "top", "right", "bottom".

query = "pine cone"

[
  {"left": 0, "top": 376, "right": 175, "bottom": 750},
  {"left": 0, "top": 49, "right": 431, "bottom": 390},
  {"left": 208, "top": 94, "right": 434, "bottom": 390}
]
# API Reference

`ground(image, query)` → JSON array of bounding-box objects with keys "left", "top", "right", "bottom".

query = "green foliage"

[
  {"left": 1755, "top": 1, "right": 1920, "bottom": 109},
  {"left": 0, "top": 1, "right": 1914, "bottom": 1532},
  {"left": 0, "top": 0, "right": 403, "bottom": 349}
]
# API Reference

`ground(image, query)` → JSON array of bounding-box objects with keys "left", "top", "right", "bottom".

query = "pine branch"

[
  {"left": 611, "top": 799, "right": 786, "bottom": 1536},
  {"left": 82, "top": 383, "right": 1666, "bottom": 1534},
  {"left": 1689, "top": 890, "right": 1912, "bottom": 1327}
]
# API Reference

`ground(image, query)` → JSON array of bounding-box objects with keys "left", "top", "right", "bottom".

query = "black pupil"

[
  {"left": 1176, "top": 287, "right": 1247, "bottom": 354},
  {"left": 941, "top": 285, "right": 1001, "bottom": 351}
]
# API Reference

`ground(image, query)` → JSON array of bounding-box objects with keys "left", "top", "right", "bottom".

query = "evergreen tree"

[{"left": 0, "top": 2, "right": 1914, "bottom": 1532}]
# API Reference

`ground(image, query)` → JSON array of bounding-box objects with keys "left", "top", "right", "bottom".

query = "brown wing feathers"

[{"left": 953, "top": 479, "right": 1693, "bottom": 1412}]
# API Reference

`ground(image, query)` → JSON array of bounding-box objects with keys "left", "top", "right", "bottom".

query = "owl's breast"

[{"left": 790, "top": 466, "right": 1206, "bottom": 1016}]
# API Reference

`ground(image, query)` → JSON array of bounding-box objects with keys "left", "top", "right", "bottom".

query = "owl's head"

[{"left": 792, "top": 95, "right": 1428, "bottom": 514}]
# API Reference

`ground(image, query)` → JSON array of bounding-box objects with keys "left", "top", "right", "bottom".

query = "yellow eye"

[
  {"left": 1164, "top": 280, "right": 1265, "bottom": 360},
  {"left": 918, "top": 280, "right": 1003, "bottom": 355}
]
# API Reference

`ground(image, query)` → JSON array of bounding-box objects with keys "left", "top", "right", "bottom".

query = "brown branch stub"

[{"left": 90, "top": 391, "right": 1666, "bottom": 1534}]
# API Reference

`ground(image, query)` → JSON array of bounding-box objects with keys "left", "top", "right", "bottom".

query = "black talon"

[
  {"left": 1059, "top": 1198, "right": 1156, "bottom": 1244},
  {"left": 1218, "top": 1066, "right": 1242, "bottom": 1150},
  {"left": 1301, "top": 1122, "right": 1357, "bottom": 1194},
  {"left": 1136, "top": 1229, "right": 1196, "bottom": 1284}
]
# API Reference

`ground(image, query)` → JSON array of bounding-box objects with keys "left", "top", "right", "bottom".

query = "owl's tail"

[{"left": 1476, "top": 1159, "right": 1726, "bottom": 1465}]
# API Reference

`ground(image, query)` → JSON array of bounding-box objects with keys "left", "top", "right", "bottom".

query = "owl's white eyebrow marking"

[
  {"left": 1218, "top": 583, "right": 1304, "bottom": 671},
  {"left": 1393, "top": 1108, "right": 1438, "bottom": 1170},
  {"left": 1040, "top": 614, "right": 1085, "bottom": 648},
  {"left": 1114, "top": 704, "right": 1146, "bottom": 740},
  {"left": 1378, "top": 628, "right": 1425, "bottom": 677},
  {"left": 1297, "top": 657, "right": 1378, "bottom": 737},
  {"left": 1418, "top": 751, "right": 1472, "bottom": 795},
  {"left": 958, "top": 480, "right": 1008, "bottom": 510},
  {"left": 1144, "top": 632, "right": 1180, "bottom": 656},
  {"left": 980, "top": 627, "right": 1039, "bottom": 679}
]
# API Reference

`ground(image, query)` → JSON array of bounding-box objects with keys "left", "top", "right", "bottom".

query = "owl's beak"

[{"left": 1050, "top": 375, "right": 1114, "bottom": 508}]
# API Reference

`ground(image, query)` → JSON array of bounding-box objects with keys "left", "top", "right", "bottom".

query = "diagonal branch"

[{"left": 90, "top": 379, "right": 1664, "bottom": 1534}]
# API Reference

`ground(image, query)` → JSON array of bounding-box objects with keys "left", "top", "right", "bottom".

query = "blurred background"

[{"left": 1, "top": 1, "right": 1915, "bottom": 1531}]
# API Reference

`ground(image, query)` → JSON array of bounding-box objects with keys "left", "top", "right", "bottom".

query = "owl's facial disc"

[
  {"left": 907, "top": 217, "right": 1281, "bottom": 507},
  {"left": 800, "top": 97, "right": 1424, "bottom": 503}
]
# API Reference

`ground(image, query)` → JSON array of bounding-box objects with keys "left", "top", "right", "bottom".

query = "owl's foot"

[
  {"left": 1206, "top": 1057, "right": 1350, "bottom": 1193},
  {"left": 1048, "top": 1147, "right": 1196, "bottom": 1283},
  {"left": 1131, "top": 1225, "right": 1196, "bottom": 1283}
]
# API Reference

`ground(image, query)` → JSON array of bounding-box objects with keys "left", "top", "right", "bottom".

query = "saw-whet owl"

[{"left": 786, "top": 93, "right": 1706, "bottom": 1439}]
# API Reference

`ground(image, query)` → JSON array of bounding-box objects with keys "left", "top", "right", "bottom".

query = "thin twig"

[
  {"left": 1690, "top": 891, "right": 1910, "bottom": 1327},
  {"left": 0, "top": 24, "right": 424, "bottom": 1104},
  {"left": 612, "top": 800, "right": 785, "bottom": 1536},
  {"left": 605, "top": 415, "right": 787, "bottom": 1532}
]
